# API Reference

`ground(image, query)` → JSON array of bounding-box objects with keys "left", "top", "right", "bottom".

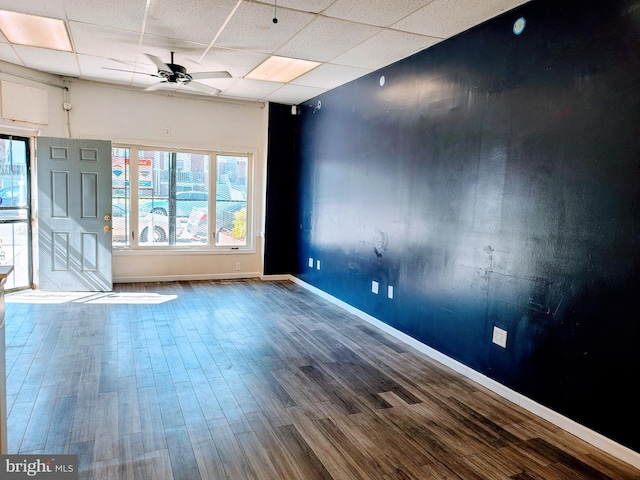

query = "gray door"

[{"left": 37, "top": 137, "right": 113, "bottom": 291}]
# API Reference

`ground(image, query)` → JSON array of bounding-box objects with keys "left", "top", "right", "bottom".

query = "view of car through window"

[{"left": 112, "top": 148, "right": 249, "bottom": 247}]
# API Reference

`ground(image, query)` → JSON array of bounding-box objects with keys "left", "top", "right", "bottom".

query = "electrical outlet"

[
  {"left": 372, "top": 281, "right": 379, "bottom": 294},
  {"left": 492, "top": 326, "right": 507, "bottom": 348},
  {"left": 235, "top": 262, "right": 241, "bottom": 271}
]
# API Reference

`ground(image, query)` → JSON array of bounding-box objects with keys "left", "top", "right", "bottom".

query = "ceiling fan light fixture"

[
  {"left": 245, "top": 56, "right": 319, "bottom": 83},
  {"left": 0, "top": 10, "right": 72, "bottom": 52},
  {"left": 107, "top": 52, "right": 230, "bottom": 96}
]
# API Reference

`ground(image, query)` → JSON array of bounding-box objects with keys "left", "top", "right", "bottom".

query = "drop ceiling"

[{"left": 0, "top": 0, "right": 528, "bottom": 105}]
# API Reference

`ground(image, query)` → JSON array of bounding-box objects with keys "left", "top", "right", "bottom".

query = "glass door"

[{"left": 0, "top": 135, "right": 31, "bottom": 291}]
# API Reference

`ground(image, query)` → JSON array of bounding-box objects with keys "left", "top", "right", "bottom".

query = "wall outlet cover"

[{"left": 492, "top": 326, "right": 507, "bottom": 348}]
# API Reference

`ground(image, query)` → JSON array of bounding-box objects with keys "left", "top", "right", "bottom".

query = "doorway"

[{"left": 0, "top": 135, "right": 31, "bottom": 291}]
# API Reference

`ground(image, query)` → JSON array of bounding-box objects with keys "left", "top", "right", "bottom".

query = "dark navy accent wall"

[
  {"left": 291, "top": 0, "right": 640, "bottom": 452},
  {"left": 264, "top": 103, "right": 298, "bottom": 275}
]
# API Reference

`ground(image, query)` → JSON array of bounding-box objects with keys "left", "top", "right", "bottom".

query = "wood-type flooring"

[{"left": 4, "top": 279, "right": 640, "bottom": 479}]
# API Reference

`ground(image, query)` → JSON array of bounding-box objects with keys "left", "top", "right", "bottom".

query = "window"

[{"left": 112, "top": 146, "right": 251, "bottom": 250}]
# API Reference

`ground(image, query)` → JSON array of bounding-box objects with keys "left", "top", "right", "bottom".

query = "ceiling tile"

[
  {"left": 69, "top": 22, "right": 141, "bottom": 61},
  {"left": 273, "top": 0, "right": 335, "bottom": 14},
  {"left": 265, "top": 84, "right": 327, "bottom": 105},
  {"left": 13, "top": 45, "right": 80, "bottom": 77},
  {"left": 188, "top": 47, "right": 269, "bottom": 78},
  {"left": 332, "top": 29, "right": 441, "bottom": 71},
  {"left": 291, "top": 63, "right": 371, "bottom": 90},
  {"left": 138, "top": 35, "right": 209, "bottom": 64},
  {"left": 0, "top": 0, "right": 66, "bottom": 19},
  {"left": 324, "top": 0, "right": 431, "bottom": 27},
  {"left": 145, "top": 0, "right": 240, "bottom": 45},
  {"left": 0, "top": 42, "right": 23, "bottom": 65},
  {"left": 221, "top": 78, "right": 283, "bottom": 100},
  {"left": 215, "top": 2, "right": 315, "bottom": 54},
  {"left": 392, "top": 0, "right": 529, "bottom": 38},
  {"left": 276, "top": 15, "right": 381, "bottom": 63},
  {"left": 63, "top": 0, "right": 147, "bottom": 32}
]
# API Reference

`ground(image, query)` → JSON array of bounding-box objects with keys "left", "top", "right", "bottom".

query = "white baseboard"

[
  {"left": 290, "top": 275, "right": 640, "bottom": 470},
  {"left": 260, "top": 274, "right": 291, "bottom": 281},
  {"left": 113, "top": 272, "right": 261, "bottom": 283}
]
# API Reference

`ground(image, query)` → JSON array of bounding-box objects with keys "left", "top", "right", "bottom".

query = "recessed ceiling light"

[
  {"left": 0, "top": 10, "right": 72, "bottom": 52},
  {"left": 245, "top": 56, "right": 320, "bottom": 83}
]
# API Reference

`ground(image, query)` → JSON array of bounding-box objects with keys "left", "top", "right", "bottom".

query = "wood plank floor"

[{"left": 4, "top": 279, "right": 640, "bottom": 480}]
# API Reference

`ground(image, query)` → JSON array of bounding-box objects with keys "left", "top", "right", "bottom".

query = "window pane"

[
  {"left": 0, "top": 223, "right": 29, "bottom": 289},
  {"left": 138, "top": 149, "right": 170, "bottom": 246},
  {"left": 0, "top": 139, "right": 28, "bottom": 209},
  {"left": 138, "top": 150, "right": 210, "bottom": 246},
  {"left": 215, "top": 155, "right": 247, "bottom": 246},
  {"left": 178, "top": 152, "right": 209, "bottom": 246},
  {"left": 112, "top": 148, "right": 130, "bottom": 246}
]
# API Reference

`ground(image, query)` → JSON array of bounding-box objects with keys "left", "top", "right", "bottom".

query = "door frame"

[{"left": 0, "top": 134, "right": 33, "bottom": 292}]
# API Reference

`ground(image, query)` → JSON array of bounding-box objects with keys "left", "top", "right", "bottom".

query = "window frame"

[{"left": 112, "top": 143, "right": 254, "bottom": 253}]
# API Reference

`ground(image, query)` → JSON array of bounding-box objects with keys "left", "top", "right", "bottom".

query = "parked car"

[
  {"left": 139, "top": 214, "right": 183, "bottom": 243},
  {"left": 186, "top": 200, "right": 244, "bottom": 239},
  {"left": 139, "top": 191, "right": 208, "bottom": 217},
  {"left": 186, "top": 207, "right": 208, "bottom": 237},
  {"left": 112, "top": 203, "right": 183, "bottom": 243}
]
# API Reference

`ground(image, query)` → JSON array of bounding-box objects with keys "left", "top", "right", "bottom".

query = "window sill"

[{"left": 113, "top": 246, "right": 256, "bottom": 256}]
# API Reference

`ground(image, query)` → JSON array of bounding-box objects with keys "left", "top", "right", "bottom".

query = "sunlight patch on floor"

[{"left": 6, "top": 290, "right": 177, "bottom": 305}]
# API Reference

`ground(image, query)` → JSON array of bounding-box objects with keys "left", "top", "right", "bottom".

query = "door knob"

[{"left": 104, "top": 225, "right": 111, "bottom": 232}]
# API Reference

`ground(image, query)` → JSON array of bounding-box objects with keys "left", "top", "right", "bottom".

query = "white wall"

[
  {"left": 0, "top": 62, "right": 67, "bottom": 137},
  {"left": 0, "top": 61, "right": 270, "bottom": 283}
]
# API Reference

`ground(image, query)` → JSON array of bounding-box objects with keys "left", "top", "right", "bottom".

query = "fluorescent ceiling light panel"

[
  {"left": 0, "top": 10, "right": 72, "bottom": 52},
  {"left": 245, "top": 56, "right": 320, "bottom": 83}
]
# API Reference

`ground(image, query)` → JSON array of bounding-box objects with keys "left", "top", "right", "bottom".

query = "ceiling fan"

[{"left": 105, "top": 52, "right": 232, "bottom": 95}]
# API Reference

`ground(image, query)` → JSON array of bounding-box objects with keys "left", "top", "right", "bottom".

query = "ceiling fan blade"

[
  {"left": 184, "top": 81, "right": 221, "bottom": 95},
  {"left": 144, "top": 81, "right": 170, "bottom": 92},
  {"left": 189, "top": 71, "right": 232, "bottom": 80},
  {"left": 145, "top": 53, "right": 172, "bottom": 72},
  {"left": 103, "top": 67, "right": 160, "bottom": 78}
]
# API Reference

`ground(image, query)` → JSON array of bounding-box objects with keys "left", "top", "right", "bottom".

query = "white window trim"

[{"left": 112, "top": 143, "right": 255, "bottom": 253}]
